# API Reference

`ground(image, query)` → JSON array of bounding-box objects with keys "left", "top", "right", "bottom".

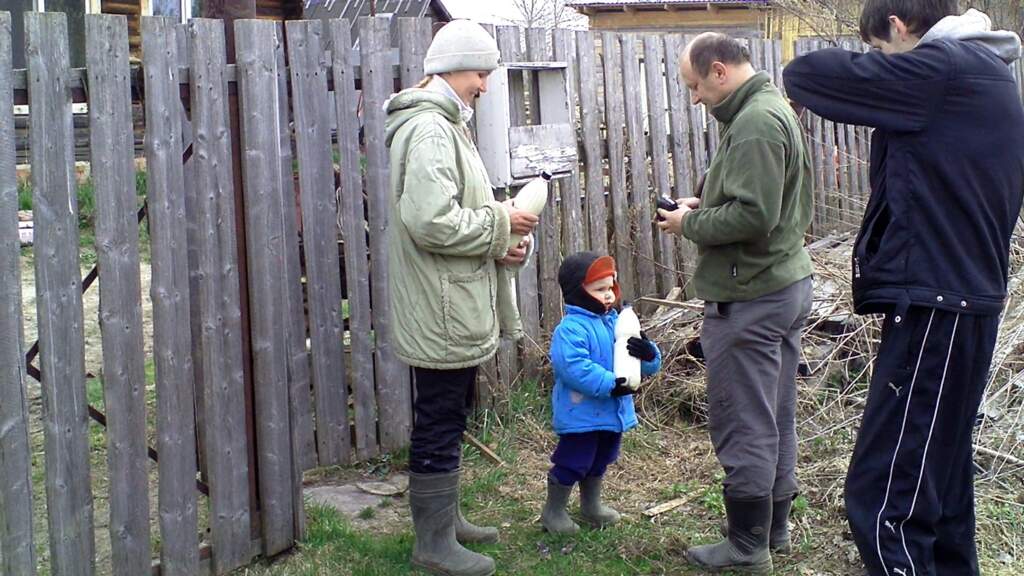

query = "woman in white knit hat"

[{"left": 384, "top": 19, "right": 539, "bottom": 576}]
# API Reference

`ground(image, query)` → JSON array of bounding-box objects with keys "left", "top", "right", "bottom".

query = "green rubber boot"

[
  {"left": 540, "top": 474, "right": 580, "bottom": 535},
  {"left": 687, "top": 495, "right": 773, "bottom": 575},
  {"left": 579, "top": 476, "right": 620, "bottom": 528},
  {"left": 409, "top": 471, "right": 495, "bottom": 576}
]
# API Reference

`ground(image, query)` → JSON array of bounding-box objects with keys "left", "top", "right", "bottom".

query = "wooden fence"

[{"left": 2, "top": 11, "right": 1023, "bottom": 575}]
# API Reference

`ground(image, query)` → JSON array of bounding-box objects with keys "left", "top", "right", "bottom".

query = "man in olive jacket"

[{"left": 658, "top": 32, "right": 814, "bottom": 574}]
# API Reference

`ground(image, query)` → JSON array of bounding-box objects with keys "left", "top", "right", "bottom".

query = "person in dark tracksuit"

[
  {"left": 784, "top": 2, "right": 1024, "bottom": 574},
  {"left": 540, "top": 252, "right": 662, "bottom": 535},
  {"left": 659, "top": 33, "right": 814, "bottom": 575}
]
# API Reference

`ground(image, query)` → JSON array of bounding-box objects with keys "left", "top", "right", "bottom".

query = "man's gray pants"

[{"left": 701, "top": 276, "right": 813, "bottom": 500}]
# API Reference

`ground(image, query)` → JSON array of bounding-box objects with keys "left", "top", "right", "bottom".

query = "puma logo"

[
  {"left": 888, "top": 382, "right": 902, "bottom": 397},
  {"left": 884, "top": 520, "right": 896, "bottom": 534},
  {"left": 894, "top": 567, "right": 908, "bottom": 576}
]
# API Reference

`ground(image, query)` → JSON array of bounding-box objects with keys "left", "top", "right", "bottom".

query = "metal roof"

[{"left": 302, "top": 0, "right": 452, "bottom": 45}]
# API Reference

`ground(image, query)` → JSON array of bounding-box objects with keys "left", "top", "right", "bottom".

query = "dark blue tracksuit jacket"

[{"left": 784, "top": 39, "right": 1024, "bottom": 316}]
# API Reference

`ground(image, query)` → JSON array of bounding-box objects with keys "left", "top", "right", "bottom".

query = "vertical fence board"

[
  {"left": 330, "top": 21, "right": 379, "bottom": 460},
  {"left": 643, "top": 35, "right": 677, "bottom": 292},
  {"left": 186, "top": 18, "right": 254, "bottom": 573},
  {"left": 286, "top": 19, "right": 351, "bottom": 468},
  {"left": 664, "top": 34, "right": 698, "bottom": 282},
  {"left": 360, "top": 16, "right": 412, "bottom": 452},
  {"left": 86, "top": 14, "right": 151, "bottom": 576},
  {"left": 26, "top": 12, "right": 95, "bottom": 576},
  {"left": 576, "top": 31, "right": 607, "bottom": 254},
  {"left": 234, "top": 18, "right": 297, "bottom": 556},
  {"left": 553, "top": 28, "right": 585, "bottom": 255},
  {"left": 141, "top": 15, "right": 200, "bottom": 575},
  {"left": 525, "top": 27, "right": 563, "bottom": 332},
  {"left": 601, "top": 32, "right": 636, "bottom": 300},
  {"left": 398, "top": 17, "right": 432, "bottom": 89},
  {"left": 621, "top": 34, "right": 657, "bottom": 299},
  {"left": 0, "top": 11, "right": 36, "bottom": 576},
  {"left": 496, "top": 26, "right": 541, "bottom": 369},
  {"left": 664, "top": 34, "right": 693, "bottom": 197},
  {"left": 272, "top": 22, "right": 318, "bottom": 479}
]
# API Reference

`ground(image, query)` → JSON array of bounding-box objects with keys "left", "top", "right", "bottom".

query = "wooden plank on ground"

[
  {"left": 234, "top": 18, "right": 298, "bottom": 557},
  {"left": 621, "top": 34, "right": 657, "bottom": 300},
  {"left": 0, "top": 11, "right": 36, "bottom": 576},
  {"left": 86, "top": 14, "right": 151, "bottom": 576},
  {"left": 273, "top": 21, "right": 317, "bottom": 479},
  {"left": 27, "top": 12, "right": 96, "bottom": 576},
  {"left": 398, "top": 17, "right": 432, "bottom": 89},
  {"left": 142, "top": 15, "right": 200, "bottom": 575},
  {"left": 330, "top": 20, "right": 379, "bottom": 461},
  {"left": 525, "top": 26, "right": 562, "bottom": 333},
  {"left": 553, "top": 28, "right": 585, "bottom": 255},
  {"left": 576, "top": 30, "right": 607, "bottom": 254},
  {"left": 360, "top": 16, "right": 412, "bottom": 452},
  {"left": 643, "top": 35, "right": 677, "bottom": 293},
  {"left": 602, "top": 32, "right": 636, "bottom": 300},
  {"left": 286, "top": 19, "right": 351, "bottom": 467},
  {"left": 186, "top": 17, "right": 254, "bottom": 573}
]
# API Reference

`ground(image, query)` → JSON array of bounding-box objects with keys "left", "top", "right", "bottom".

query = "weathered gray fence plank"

[
  {"left": 526, "top": 27, "right": 563, "bottom": 332},
  {"left": 398, "top": 17, "right": 432, "bottom": 89},
  {"left": 85, "top": 14, "right": 151, "bottom": 576},
  {"left": 576, "top": 31, "right": 608, "bottom": 254},
  {"left": 664, "top": 34, "right": 698, "bottom": 282},
  {"left": 0, "top": 11, "right": 36, "bottom": 576},
  {"left": 330, "top": 20, "right": 379, "bottom": 461},
  {"left": 142, "top": 15, "right": 201, "bottom": 576},
  {"left": 553, "top": 28, "right": 585, "bottom": 255},
  {"left": 186, "top": 18, "right": 254, "bottom": 573},
  {"left": 602, "top": 32, "right": 636, "bottom": 301},
  {"left": 286, "top": 19, "right": 351, "bottom": 467},
  {"left": 664, "top": 34, "right": 693, "bottom": 198},
  {"left": 621, "top": 34, "right": 657, "bottom": 299},
  {"left": 27, "top": 12, "right": 95, "bottom": 576},
  {"left": 682, "top": 36, "right": 708, "bottom": 178},
  {"left": 643, "top": 35, "right": 678, "bottom": 293},
  {"left": 496, "top": 26, "right": 541, "bottom": 368},
  {"left": 360, "top": 16, "right": 412, "bottom": 453},
  {"left": 273, "top": 21, "right": 318, "bottom": 483},
  {"left": 234, "top": 18, "right": 298, "bottom": 557}
]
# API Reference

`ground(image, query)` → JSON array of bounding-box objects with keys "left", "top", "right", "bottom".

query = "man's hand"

[
  {"left": 498, "top": 236, "right": 531, "bottom": 265},
  {"left": 657, "top": 197, "right": 698, "bottom": 235},
  {"left": 503, "top": 199, "right": 540, "bottom": 236},
  {"left": 610, "top": 377, "right": 636, "bottom": 397}
]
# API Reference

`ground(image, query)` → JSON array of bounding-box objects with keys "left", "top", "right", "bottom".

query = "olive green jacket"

[
  {"left": 385, "top": 89, "right": 523, "bottom": 369},
  {"left": 681, "top": 72, "right": 814, "bottom": 302}
]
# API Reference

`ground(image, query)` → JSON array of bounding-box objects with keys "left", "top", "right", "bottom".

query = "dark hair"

[
  {"left": 688, "top": 33, "right": 751, "bottom": 78},
  {"left": 858, "top": 0, "right": 957, "bottom": 42}
]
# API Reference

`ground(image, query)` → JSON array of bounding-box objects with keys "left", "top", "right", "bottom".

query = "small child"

[{"left": 541, "top": 251, "right": 662, "bottom": 534}]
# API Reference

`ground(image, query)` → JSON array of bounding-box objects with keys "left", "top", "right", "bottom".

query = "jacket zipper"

[{"left": 854, "top": 257, "right": 861, "bottom": 279}]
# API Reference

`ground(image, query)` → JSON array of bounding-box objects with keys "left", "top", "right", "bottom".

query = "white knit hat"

[{"left": 423, "top": 20, "right": 501, "bottom": 75}]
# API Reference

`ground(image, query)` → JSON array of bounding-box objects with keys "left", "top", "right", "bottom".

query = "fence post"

[
  {"left": 0, "top": 11, "right": 36, "bottom": 576},
  {"left": 233, "top": 17, "right": 298, "bottom": 557},
  {"left": 86, "top": 13, "right": 152, "bottom": 576},
  {"left": 359, "top": 16, "right": 413, "bottom": 453},
  {"left": 27, "top": 12, "right": 96, "bottom": 575}
]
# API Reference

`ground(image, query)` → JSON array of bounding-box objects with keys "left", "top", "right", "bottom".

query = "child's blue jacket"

[{"left": 549, "top": 305, "right": 662, "bottom": 435}]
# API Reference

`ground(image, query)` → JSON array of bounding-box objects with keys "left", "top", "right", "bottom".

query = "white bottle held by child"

[
  {"left": 509, "top": 171, "right": 552, "bottom": 249},
  {"left": 614, "top": 303, "right": 642, "bottom": 390}
]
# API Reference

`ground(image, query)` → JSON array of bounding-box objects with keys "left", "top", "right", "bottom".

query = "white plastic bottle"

[
  {"left": 508, "top": 171, "right": 552, "bottom": 249},
  {"left": 614, "top": 303, "right": 642, "bottom": 389}
]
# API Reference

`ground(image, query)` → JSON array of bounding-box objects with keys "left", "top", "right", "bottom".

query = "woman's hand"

[
  {"left": 503, "top": 199, "right": 540, "bottom": 236},
  {"left": 498, "top": 236, "right": 531, "bottom": 265}
]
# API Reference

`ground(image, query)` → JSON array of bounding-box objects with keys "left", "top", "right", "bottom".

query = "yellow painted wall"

[{"left": 586, "top": 7, "right": 768, "bottom": 33}]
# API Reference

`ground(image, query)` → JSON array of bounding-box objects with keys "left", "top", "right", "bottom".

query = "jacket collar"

[
  {"left": 564, "top": 304, "right": 616, "bottom": 320},
  {"left": 711, "top": 71, "right": 771, "bottom": 123}
]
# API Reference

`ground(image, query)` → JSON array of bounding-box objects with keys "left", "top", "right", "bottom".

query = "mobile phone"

[{"left": 656, "top": 196, "right": 679, "bottom": 221}]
